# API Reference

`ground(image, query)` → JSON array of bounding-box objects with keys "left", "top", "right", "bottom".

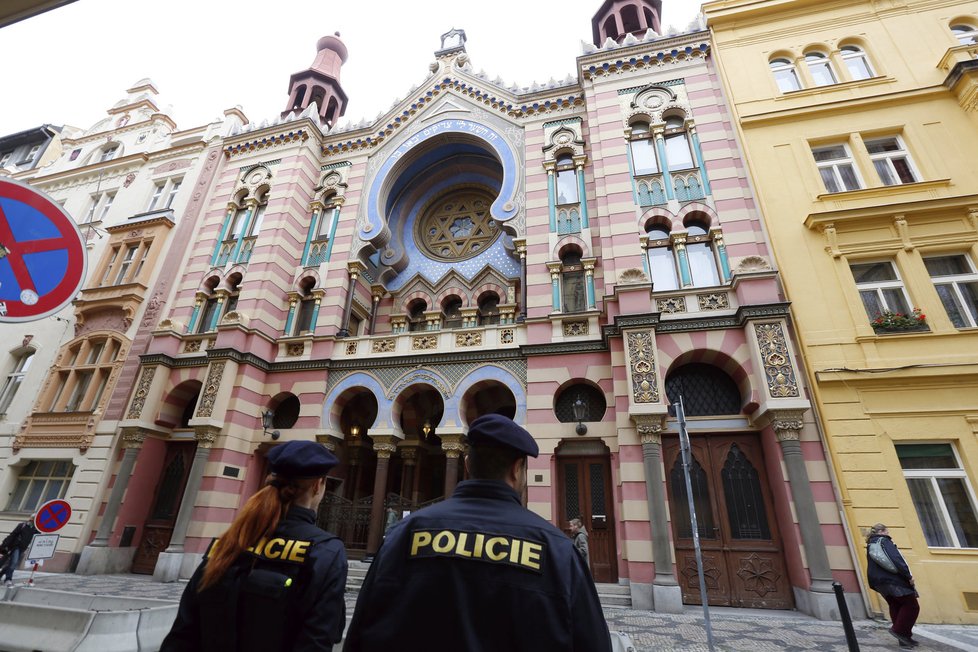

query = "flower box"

[{"left": 872, "top": 308, "right": 929, "bottom": 333}]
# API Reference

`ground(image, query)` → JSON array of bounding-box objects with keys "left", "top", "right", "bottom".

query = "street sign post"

[
  {"left": 0, "top": 177, "right": 87, "bottom": 322},
  {"left": 27, "top": 533, "right": 59, "bottom": 560},
  {"left": 34, "top": 499, "right": 72, "bottom": 533}
]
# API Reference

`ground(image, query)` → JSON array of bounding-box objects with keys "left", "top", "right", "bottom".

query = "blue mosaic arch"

[
  {"left": 455, "top": 365, "right": 527, "bottom": 428},
  {"left": 321, "top": 372, "right": 388, "bottom": 435},
  {"left": 362, "top": 119, "right": 522, "bottom": 243}
]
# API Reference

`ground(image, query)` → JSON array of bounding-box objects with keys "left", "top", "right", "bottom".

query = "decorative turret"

[
  {"left": 282, "top": 32, "right": 349, "bottom": 128},
  {"left": 591, "top": 0, "right": 662, "bottom": 45}
]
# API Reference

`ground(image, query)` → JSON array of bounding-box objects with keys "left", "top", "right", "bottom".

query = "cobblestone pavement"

[{"left": 10, "top": 571, "right": 972, "bottom": 651}]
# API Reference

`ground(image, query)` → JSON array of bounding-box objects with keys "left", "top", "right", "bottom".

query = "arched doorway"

[{"left": 662, "top": 362, "right": 793, "bottom": 609}]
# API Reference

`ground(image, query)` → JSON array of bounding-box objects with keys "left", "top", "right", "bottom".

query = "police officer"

[
  {"left": 344, "top": 414, "right": 611, "bottom": 652},
  {"left": 161, "top": 440, "right": 347, "bottom": 651}
]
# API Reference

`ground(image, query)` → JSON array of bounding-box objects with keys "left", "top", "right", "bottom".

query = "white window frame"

[
  {"left": 100, "top": 145, "right": 118, "bottom": 162},
  {"left": 924, "top": 253, "right": 978, "bottom": 328},
  {"left": 951, "top": 24, "right": 978, "bottom": 45},
  {"left": 0, "top": 350, "right": 34, "bottom": 414},
  {"left": 864, "top": 136, "right": 919, "bottom": 186},
  {"left": 770, "top": 58, "right": 802, "bottom": 92},
  {"left": 850, "top": 260, "right": 913, "bottom": 318},
  {"left": 6, "top": 460, "right": 74, "bottom": 513},
  {"left": 147, "top": 182, "right": 165, "bottom": 211},
  {"left": 26, "top": 144, "right": 42, "bottom": 161},
  {"left": 0, "top": 151, "right": 11, "bottom": 167},
  {"left": 114, "top": 244, "right": 139, "bottom": 285},
  {"left": 805, "top": 52, "right": 837, "bottom": 86},
  {"left": 898, "top": 442, "right": 978, "bottom": 549},
  {"left": 165, "top": 179, "right": 182, "bottom": 208},
  {"left": 812, "top": 143, "right": 863, "bottom": 193},
  {"left": 840, "top": 45, "right": 875, "bottom": 80}
]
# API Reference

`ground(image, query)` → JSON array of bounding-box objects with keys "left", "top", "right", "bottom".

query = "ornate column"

[
  {"left": 91, "top": 428, "right": 147, "bottom": 546},
  {"left": 574, "top": 156, "right": 589, "bottom": 228},
  {"left": 711, "top": 227, "right": 731, "bottom": 283},
  {"left": 207, "top": 290, "right": 228, "bottom": 331},
  {"left": 514, "top": 238, "right": 527, "bottom": 322},
  {"left": 400, "top": 445, "right": 418, "bottom": 502},
  {"left": 366, "top": 437, "right": 398, "bottom": 555},
  {"left": 229, "top": 199, "right": 257, "bottom": 263},
  {"left": 688, "top": 124, "right": 712, "bottom": 197},
  {"left": 638, "top": 235, "right": 651, "bottom": 278},
  {"left": 300, "top": 200, "right": 324, "bottom": 266},
  {"left": 309, "top": 289, "right": 326, "bottom": 334},
  {"left": 338, "top": 261, "right": 365, "bottom": 337},
  {"left": 187, "top": 292, "right": 206, "bottom": 333},
  {"left": 368, "top": 285, "right": 384, "bottom": 335},
  {"left": 548, "top": 262, "right": 562, "bottom": 312},
  {"left": 654, "top": 127, "right": 675, "bottom": 201},
  {"left": 672, "top": 234, "right": 692, "bottom": 287},
  {"left": 772, "top": 410, "right": 834, "bottom": 595},
  {"left": 582, "top": 257, "right": 597, "bottom": 310},
  {"left": 164, "top": 427, "right": 218, "bottom": 555},
  {"left": 284, "top": 292, "right": 300, "bottom": 335},
  {"left": 441, "top": 433, "right": 465, "bottom": 496}
]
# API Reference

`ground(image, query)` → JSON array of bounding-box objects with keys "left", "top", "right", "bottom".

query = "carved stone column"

[
  {"left": 368, "top": 284, "right": 385, "bottom": 335},
  {"left": 441, "top": 434, "right": 465, "bottom": 496},
  {"left": 772, "top": 410, "right": 834, "bottom": 596},
  {"left": 399, "top": 446, "right": 418, "bottom": 501},
  {"left": 338, "top": 261, "right": 366, "bottom": 337},
  {"left": 514, "top": 238, "right": 527, "bottom": 322},
  {"left": 633, "top": 414, "right": 683, "bottom": 613},
  {"left": 91, "top": 428, "right": 147, "bottom": 546},
  {"left": 366, "top": 437, "right": 397, "bottom": 555}
]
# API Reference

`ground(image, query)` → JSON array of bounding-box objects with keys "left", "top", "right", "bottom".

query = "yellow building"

[{"left": 704, "top": 0, "right": 978, "bottom": 624}]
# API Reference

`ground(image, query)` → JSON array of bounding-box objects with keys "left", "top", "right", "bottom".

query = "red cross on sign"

[{"left": 34, "top": 499, "right": 72, "bottom": 533}]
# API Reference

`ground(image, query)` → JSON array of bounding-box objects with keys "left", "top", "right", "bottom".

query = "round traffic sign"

[
  {"left": 34, "top": 499, "right": 72, "bottom": 533},
  {"left": 0, "top": 177, "right": 87, "bottom": 322}
]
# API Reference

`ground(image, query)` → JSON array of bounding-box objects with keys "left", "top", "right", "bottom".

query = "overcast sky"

[{"left": 0, "top": 0, "right": 704, "bottom": 137}]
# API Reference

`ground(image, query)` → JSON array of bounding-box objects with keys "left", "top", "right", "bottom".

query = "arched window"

[
  {"left": 250, "top": 191, "right": 268, "bottom": 237},
  {"left": 478, "top": 293, "right": 500, "bottom": 326},
  {"left": 561, "top": 250, "right": 586, "bottom": 313},
  {"left": 272, "top": 394, "right": 301, "bottom": 429},
  {"left": 292, "top": 280, "right": 317, "bottom": 336},
  {"left": 555, "top": 154, "right": 579, "bottom": 205},
  {"left": 665, "top": 363, "right": 741, "bottom": 416},
  {"left": 603, "top": 15, "right": 619, "bottom": 41},
  {"left": 196, "top": 278, "right": 220, "bottom": 334},
  {"left": 951, "top": 24, "right": 978, "bottom": 45},
  {"left": 805, "top": 52, "right": 837, "bottom": 86},
  {"left": 223, "top": 274, "right": 242, "bottom": 318},
  {"left": 841, "top": 45, "right": 874, "bottom": 80},
  {"left": 645, "top": 224, "right": 679, "bottom": 292},
  {"left": 769, "top": 58, "right": 801, "bottom": 92},
  {"left": 685, "top": 221, "right": 721, "bottom": 287},
  {"left": 442, "top": 296, "right": 463, "bottom": 329},
  {"left": 555, "top": 384, "right": 607, "bottom": 423},
  {"left": 408, "top": 299, "right": 427, "bottom": 332},
  {"left": 629, "top": 121, "right": 659, "bottom": 176},
  {"left": 664, "top": 117, "right": 694, "bottom": 171}
]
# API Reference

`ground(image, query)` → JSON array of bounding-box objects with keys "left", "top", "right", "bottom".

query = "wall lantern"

[
  {"left": 572, "top": 395, "right": 588, "bottom": 436},
  {"left": 262, "top": 409, "right": 281, "bottom": 440}
]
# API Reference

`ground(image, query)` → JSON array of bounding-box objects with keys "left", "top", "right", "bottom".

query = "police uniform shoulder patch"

[{"left": 408, "top": 529, "right": 546, "bottom": 574}]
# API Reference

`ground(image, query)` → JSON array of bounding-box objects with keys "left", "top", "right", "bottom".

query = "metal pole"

[
  {"left": 833, "top": 581, "right": 860, "bottom": 651},
  {"left": 676, "top": 395, "right": 715, "bottom": 651}
]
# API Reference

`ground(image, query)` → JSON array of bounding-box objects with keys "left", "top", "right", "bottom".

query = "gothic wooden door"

[
  {"left": 557, "top": 454, "right": 617, "bottom": 582},
  {"left": 131, "top": 441, "right": 194, "bottom": 574},
  {"left": 663, "top": 433, "right": 792, "bottom": 609}
]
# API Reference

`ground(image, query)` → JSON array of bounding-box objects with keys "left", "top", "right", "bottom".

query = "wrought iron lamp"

[
  {"left": 262, "top": 409, "right": 281, "bottom": 440},
  {"left": 572, "top": 396, "right": 588, "bottom": 436}
]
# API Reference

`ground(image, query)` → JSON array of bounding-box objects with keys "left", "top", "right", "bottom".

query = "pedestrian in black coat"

[
  {"left": 866, "top": 523, "right": 919, "bottom": 648},
  {"left": 1, "top": 516, "right": 37, "bottom": 586},
  {"left": 161, "top": 441, "right": 347, "bottom": 652}
]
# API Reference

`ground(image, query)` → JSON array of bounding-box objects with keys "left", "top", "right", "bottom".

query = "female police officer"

[{"left": 161, "top": 440, "right": 347, "bottom": 651}]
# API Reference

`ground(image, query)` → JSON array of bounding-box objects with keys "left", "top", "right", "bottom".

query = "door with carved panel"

[
  {"left": 557, "top": 450, "right": 617, "bottom": 583},
  {"left": 663, "top": 433, "right": 792, "bottom": 609},
  {"left": 131, "top": 441, "right": 194, "bottom": 574}
]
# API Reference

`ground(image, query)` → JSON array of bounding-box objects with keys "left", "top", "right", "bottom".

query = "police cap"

[
  {"left": 466, "top": 414, "right": 539, "bottom": 458},
  {"left": 267, "top": 440, "right": 339, "bottom": 478}
]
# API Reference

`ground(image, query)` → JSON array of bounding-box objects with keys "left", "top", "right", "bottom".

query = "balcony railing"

[
  {"left": 556, "top": 206, "right": 582, "bottom": 235},
  {"left": 306, "top": 238, "right": 330, "bottom": 266},
  {"left": 216, "top": 236, "right": 258, "bottom": 266},
  {"left": 673, "top": 169, "right": 706, "bottom": 203}
]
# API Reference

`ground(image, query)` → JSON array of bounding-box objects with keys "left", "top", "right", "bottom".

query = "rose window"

[{"left": 416, "top": 188, "right": 500, "bottom": 261}]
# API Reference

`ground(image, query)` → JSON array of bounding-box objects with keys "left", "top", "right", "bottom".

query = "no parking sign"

[
  {"left": 0, "top": 178, "right": 87, "bottom": 322},
  {"left": 34, "top": 499, "right": 72, "bottom": 533}
]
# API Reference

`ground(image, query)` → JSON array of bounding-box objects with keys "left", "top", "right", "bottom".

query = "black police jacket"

[
  {"left": 345, "top": 480, "right": 612, "bottom": 652},
  {"left": 160, "top": 505, "right": 347, "bottom": 652}
]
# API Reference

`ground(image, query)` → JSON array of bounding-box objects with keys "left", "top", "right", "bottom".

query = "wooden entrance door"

[
  {"left": 663, "top": 433, "right": 792, "bottom": 609},
  {"left": 131, "top": 441, "right": 194, "bottom": 574},
  {"left": 557, "top": 455, "right": 617, "bottom": 582}
]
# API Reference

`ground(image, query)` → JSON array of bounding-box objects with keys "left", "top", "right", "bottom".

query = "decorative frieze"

[
  {"left": 121, "top": 428, "right": 148, "bottom": 449},
  {"left": 194, "top": 425, "right": 220, "bottom": 448},
  {"left": 126, "top": 366, "right": 157, "bottom": 419},
  {"left": 412, "top": 335, "right": 437, "bottom": 350},
  {"left": 286, "top": 342, "right": 305, "bottom": 356},
  {"left": 771, "top": 410, "right": 806, "bottom": 441},
  {"left": 345, "top": 341, "right": 358, "bottom": 355},
  {"left": 455, "top": 331, "right": 483, "bottom": 347},
  {"left": 500, "top": 329, "right": 515, "bottom": 344},
  {"left": 196, "top": 361, "right": 227, "bottom": 418},
  {"left": 754, "top": 323, "right": 800, "bottom": 398},
  {"left": 626, "top": 330, "right": 659, "bottom": 404},
  {"left": 183, "top": 340, "right": 201, "bottom": 353}
]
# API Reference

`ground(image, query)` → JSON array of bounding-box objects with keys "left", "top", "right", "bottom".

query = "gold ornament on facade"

[
  {"left": 697, "top": 293, "right": 729, "bottom": 311},
  {"left": 500, "top": 329, "right": 515, "bottom": 344},
  {"left": 286, "top": 342, "right": 305, "bottom": 356},
  {"left": 196, "top": 361, "right": 226, "bottom": 418},
  {"left": 456, "top": 331, "right": 483, "bottom": 347},
  {"left": 372, "top": 339, "right": 396, "bottom": 353},
  {"left": 412, "top": 335, "right": 437, "bottom": 350},
  {"left": 126, "top": 367, "right": 157, "bottom": 419},
  {"left": 415, "top": 188, "right": 501, "bottom": 261},
  {"left": 183, "top": 340, "right": 201, "bottom": 353},
  {"left": 563, "top": 320, "right": 589, "bottom": 336},
  {"left": 754, "top": 323, "right": 799, "bottom": 398},
  {"left": 121, "top": 428, "right": 147, "bottom": 449},
  {"left": 626, "top": 330, "right": 659, "bottom": 403},
  {"left": 345, "top": 341, "right": 358, "bottom": 355},
  {"left": 657, "top": 297, "right": 687, "bottom": 314},
  {"left": 194, "top": 426, "right": 220, "bottom": 448}
]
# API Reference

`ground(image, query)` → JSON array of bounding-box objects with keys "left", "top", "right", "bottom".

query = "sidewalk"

[{"left": 7, "top": 569, "right": 978, "bottom": 651}]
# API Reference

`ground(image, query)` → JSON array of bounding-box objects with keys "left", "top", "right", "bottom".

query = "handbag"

[{"left": 868, "top": 538, "right": 898, "bottom": 573}]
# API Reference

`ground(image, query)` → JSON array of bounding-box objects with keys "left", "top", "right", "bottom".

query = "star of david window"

[{"left": 416, "top": 188, "right": 500, "bottom": 262}]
